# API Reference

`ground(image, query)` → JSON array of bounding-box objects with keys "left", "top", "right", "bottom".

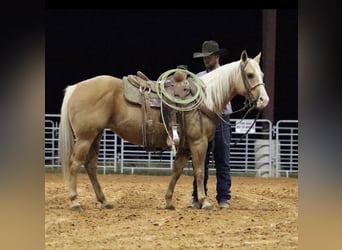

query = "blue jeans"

[{"left": 192, "top": 115, "right": 232, "bottom": 203}]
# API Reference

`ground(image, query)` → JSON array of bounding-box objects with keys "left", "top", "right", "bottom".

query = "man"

[{"left": 190, "top": 40, "right": 232, "bottom": 209}]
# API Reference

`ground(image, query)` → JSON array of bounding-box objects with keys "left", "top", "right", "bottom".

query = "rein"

[
  {"left": 232, "top": 109, "right": 261, "bottom": 147},
  {"left": 216, "top": 103, "right": 260, "bottom": 147}
]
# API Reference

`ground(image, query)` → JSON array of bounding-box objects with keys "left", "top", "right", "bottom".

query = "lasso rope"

[
  {"left": 156, "top": 69, "right": 206, "bottom": 155},
  {"left": 156, "top": 69, "right": 206, "bottom": 111}
]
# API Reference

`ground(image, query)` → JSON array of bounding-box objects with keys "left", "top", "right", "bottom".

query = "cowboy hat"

[{"left": 193, "top": 40, "right": 228, "bottom": 58}]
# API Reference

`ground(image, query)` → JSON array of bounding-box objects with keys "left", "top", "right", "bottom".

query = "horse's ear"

[
  {"left": 241, "top": 50, "right": 248, "bottom": 62},
  {"left": 254, "top": 52, "right": 261, "bottom": 64}
]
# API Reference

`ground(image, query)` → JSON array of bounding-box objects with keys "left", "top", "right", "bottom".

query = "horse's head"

[{"left": 237, "top": 50, "right": 269, "bottom": 110}]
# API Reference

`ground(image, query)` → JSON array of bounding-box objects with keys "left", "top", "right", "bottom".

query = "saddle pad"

[{"left": 123, "top": 77, "right": 161, "bottom": 107}]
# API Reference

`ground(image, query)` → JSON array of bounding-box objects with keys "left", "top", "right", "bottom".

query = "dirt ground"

[{"left": 45, "top": 173, "right": 298, "bottom": 249}]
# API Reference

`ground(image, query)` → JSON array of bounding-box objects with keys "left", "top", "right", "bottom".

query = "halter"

[{"left": 240, "top": 59, "right": 265, "bottom": 108}]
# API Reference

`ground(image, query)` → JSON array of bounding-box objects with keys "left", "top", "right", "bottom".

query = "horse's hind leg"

[
  {"left": 165, "top": 149, "right": 189, "bottom": 210},
  {"left": 84, "top": 133, "right": 113, "bottom": 209},
  {"left": 68, "top": 139, "right": 93, "bottom": 211}
]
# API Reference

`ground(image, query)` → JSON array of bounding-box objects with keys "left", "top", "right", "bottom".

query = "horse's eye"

[{"left": 247, "top": 73, "right": 254, "bottom": 79}]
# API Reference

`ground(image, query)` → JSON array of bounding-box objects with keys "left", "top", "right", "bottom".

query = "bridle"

[
  {"left": 218, "top": 59, "right": 265, "bottom": 146},
  {"left": 240, "top": 59, "right": 265, "bottom": 110}
]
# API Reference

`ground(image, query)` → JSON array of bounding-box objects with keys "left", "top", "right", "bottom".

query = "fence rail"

[{"left": 45, "top": 114, "right": 298, "bottom": 177}]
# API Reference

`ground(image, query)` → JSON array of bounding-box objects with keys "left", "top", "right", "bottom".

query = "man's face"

[{"left": 202, "top": 54, "right": 219, "bottom": 71}]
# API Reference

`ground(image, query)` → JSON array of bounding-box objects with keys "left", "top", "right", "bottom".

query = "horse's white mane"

[{"left": 200, "top": 61, "right": 240, "bottom": 113}]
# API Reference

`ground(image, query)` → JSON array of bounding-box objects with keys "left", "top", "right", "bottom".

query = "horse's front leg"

[
  {"left": 191, "top": 141, "right": 212, "bottom": 210},
  {"left": 165, "top": 149, "right": 190, "bottom": 210}
]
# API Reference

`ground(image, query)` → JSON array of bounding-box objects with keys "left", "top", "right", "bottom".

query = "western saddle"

[{"left": 123, "top": 69, "right": 219, "bottom": 152}]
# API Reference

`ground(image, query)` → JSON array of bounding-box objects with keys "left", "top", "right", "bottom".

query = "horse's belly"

[{"left": 110, "top": 110, "right": 168, "bottom": 148}]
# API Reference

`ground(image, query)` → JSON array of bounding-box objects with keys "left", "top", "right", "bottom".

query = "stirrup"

[
  {"left": 171, "top": 144, "right": 177, "bottom": 157},
  {"left": 166, "top": 136, "right": 177, "bottom": 156},
  {"left": 172, "top": 125, "right": 179, "bottom": 146}
]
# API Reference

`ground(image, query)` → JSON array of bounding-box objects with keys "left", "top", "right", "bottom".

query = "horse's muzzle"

[{"left": 256, "top": 93, "right": 270, "bottom": 110}]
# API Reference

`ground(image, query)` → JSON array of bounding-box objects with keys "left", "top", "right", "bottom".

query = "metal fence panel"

[
  {"left": 275, "top": 120, "right": 298, "bottom": 177},
  {"left": 45, "top": 114, "right": 298, "bottom": 177}
]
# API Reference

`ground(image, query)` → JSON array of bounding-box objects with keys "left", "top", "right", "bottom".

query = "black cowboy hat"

[{"left": 193, "top": 40, "right": 228, "bottom": 58}]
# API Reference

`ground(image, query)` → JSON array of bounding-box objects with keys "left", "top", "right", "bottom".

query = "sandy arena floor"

[{"left": 45, "top": 173, "right": 298, "bottom": 249}]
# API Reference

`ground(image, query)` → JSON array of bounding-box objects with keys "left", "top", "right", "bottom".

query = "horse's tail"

[{"left": 58, "top": 84, "right": 77, "bottom": 185}]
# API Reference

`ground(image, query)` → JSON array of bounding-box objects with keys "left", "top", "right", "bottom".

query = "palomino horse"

[{"left": 58, "top": 50, "right": 269, "bottom": 210}]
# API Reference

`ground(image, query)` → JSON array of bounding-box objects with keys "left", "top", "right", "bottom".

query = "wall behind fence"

[{"left": 45, "top": 114, "right": 298, "bottom": 177}]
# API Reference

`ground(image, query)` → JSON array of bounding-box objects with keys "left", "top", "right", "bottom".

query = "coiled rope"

[
  {"left": 156, "top": 69, "right": 206, "bottom": 111},
  {"left": 156, "top": 68, "right": 206, "bottom": 155}
]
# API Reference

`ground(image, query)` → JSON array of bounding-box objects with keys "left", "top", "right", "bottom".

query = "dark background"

[
  {"left": 46, "top": 9, "right": 297, "bottom": 122},
  {"left": 3, "top": 4, "right": 342, "bottom": 249},
  {"left": 2, "top": 2, "right": 342, "bottom": 249}
]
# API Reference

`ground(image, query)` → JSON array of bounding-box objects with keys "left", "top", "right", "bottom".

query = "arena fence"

[{"left": 45, "top": 114, "right": 298, "bottom": 178}]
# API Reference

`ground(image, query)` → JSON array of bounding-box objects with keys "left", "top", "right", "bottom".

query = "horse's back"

[
  {"left": 75, "top": 75, "right": 122, "bottom": 91},
  {"left": 67, "top": 75, "right": 123, "bottom": 132}
]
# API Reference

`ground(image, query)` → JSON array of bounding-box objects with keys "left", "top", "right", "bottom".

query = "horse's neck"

[{"left": 201, "top": 61, "right": 239, "bottom": 113}]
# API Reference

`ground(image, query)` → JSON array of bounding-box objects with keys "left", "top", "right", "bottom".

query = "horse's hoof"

[
  {"left": 187, "top": 201, "right": 201, "bottom": 209},
  {"left": 201, "top": 202, "right": 213, "bottom": 210},
  {"left": 165, "top": 204, "right": 176, "bottom": 210},
  {"left": 102, "top": 203, "right": 114, "bottom": 209},
  {"left": 70, "top": 204, "right": 83, "bottom": 211}
]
